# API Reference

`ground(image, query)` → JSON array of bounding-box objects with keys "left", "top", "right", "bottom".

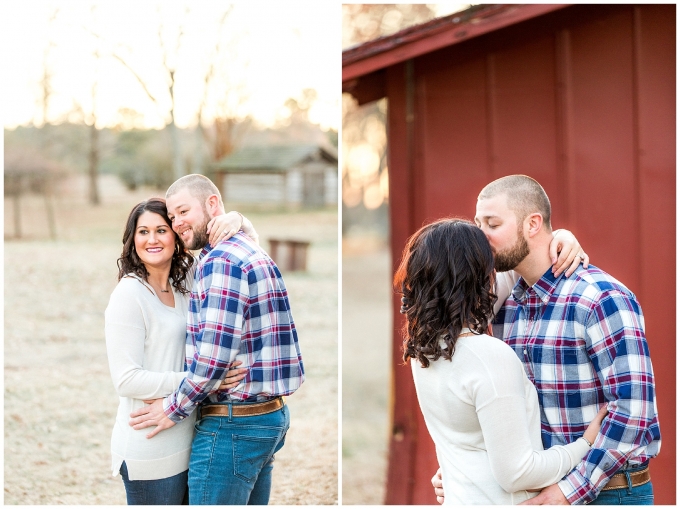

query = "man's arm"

[
  {"left": 165, "top": 258, "right": 249, "bottom": 420},
  {"left": 130, "top": 258, "right": 249, "bottom": 438},
  {"left": 556, "top": 290, "right": 659, "bottom": 504},
  {"left": 128, "top": 363, "right": 248, "bottom": 439}
]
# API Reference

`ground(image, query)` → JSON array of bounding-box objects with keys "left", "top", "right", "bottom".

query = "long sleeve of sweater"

[
  {"left": 105, "top": 284, "right": 187, "bottom": 400},
  {"left": 471, "top": 342, "right": 590, "bottom": 492}
]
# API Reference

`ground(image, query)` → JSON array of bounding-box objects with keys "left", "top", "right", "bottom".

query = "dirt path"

[{"left": 4, "top": 184, "right": 338, "bottom": 505}]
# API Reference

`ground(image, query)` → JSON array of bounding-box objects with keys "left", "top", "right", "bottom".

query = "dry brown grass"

[
  {"left": 341, "top": 237, "right": 392, "bottom": 505},
  {"left": 4, "top": 176, "right": 338, "bottom": 505}
]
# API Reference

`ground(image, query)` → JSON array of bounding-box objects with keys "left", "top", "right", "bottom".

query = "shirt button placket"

[
  {"left": 525, "top": 315, "right": 533, "bottom": 355},
  {"left": 524, "top": 295, "right": 536, "bottom": 363}
]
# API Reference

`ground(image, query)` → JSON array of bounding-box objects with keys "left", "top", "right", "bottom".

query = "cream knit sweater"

[
  {"left": 410, "top": 270, "right": 590, "bottom": 504},
  {"left": 411, "top": 334, "right": 590, "bottom": 504},
  {"left": 105, "top": 274, "right": 194, "bottom": 481}
]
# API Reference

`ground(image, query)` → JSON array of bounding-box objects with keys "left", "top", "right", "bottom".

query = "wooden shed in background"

[
  {"left": 343, "top": 4, "right": 675, "bottom": 504},
  {"left": 213, "top": 143, "right": 338, "bottom": 208}
]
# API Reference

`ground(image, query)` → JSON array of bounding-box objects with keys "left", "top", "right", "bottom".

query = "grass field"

[
  {"left": 4, "top": 176, "right": 338, "bottom": 504},
  {"left": 341, "top": 237, "right": 392, "bottom": 505}
]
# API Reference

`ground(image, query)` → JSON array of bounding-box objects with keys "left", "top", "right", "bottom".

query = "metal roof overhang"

[{"left": 343, "top": 4, "right": 569, "bottom": 99}]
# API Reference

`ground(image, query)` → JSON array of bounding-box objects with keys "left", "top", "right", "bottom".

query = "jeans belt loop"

[
  {"left": 228, "top": 401, "right": 233, "bottom": 422},
  {"left": 625, "top": 471, "right": 632, "bottom": 494}
]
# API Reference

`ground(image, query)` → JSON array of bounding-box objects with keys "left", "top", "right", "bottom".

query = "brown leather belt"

[
  {"left": 600, "top": 466, "right": 651, "bottom": 491},
  {"left": 199, "top": 397, "right": 284, "bottom": 418}
]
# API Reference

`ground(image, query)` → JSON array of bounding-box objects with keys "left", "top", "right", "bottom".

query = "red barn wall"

[{"left": 384, "top": 4, "right": 675, "bottom": 504}]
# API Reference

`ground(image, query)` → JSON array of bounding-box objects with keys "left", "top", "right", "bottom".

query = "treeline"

[{"left": 5, "top": 120, "right": 338, "bottom": 193}]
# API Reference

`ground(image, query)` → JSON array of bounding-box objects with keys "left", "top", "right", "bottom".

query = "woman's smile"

[{"left": 134, "top": 211, "right": 176, "bottom": 268}]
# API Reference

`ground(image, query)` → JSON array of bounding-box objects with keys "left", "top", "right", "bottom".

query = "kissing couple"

[{"left": 397, "top": 175, "right": 660, "bottom": 505}]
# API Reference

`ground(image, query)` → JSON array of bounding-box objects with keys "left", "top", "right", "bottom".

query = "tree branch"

[{"left": 110, "top": 52, "right": 162, "bottom": 106}]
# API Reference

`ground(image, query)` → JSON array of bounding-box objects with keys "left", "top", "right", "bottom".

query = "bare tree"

[
  {"left": 36, "top": 6, "right": 60, "bottom": 238},
  {"left": 76, "top": 7, "right": 115, "bottom": 205},
  {"left": 341, "top": 5, "right": 440, "bottom": 218},
  {"left": 192, "top": 6, "right": 251, "bottom": 173},
  {"left": 4, "top": 151, "right": 67, "bottom": 240},
  {"left": 86, "top": 6, "right": 102, "bottom": 205},
  {"left": 342, "top": 4, "right": 437, "bottom": 49},
  {"left": 110, "top": 6, "right": 190, "bottom": 181},
  {"left": 87, "top": 59, "right": 101, "bottom": 205},
  {"left": 161, "top": 10, "right": 188, "bottom": 181},
  {"left": 191, "top": 7, "right": 231, "bottom": 174}
]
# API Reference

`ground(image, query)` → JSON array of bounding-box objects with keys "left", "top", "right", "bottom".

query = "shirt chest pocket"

[{"left": 534, "top": 343, "right": 599, "bottom": 406}]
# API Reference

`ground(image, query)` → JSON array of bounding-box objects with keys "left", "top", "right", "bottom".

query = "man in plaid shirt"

[
  {"left": 130, "top": 174, "right": 304, "bottom": 504},
  {"left": 434, "top": 175, "right": 660, "bottom": 504}
]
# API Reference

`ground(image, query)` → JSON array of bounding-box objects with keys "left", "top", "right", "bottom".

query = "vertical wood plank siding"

[{"left": 381, "top": 4, "right": 675, "bottom": 504}]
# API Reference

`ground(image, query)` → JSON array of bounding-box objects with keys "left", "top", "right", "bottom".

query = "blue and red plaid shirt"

[
  {"left": 164, "top": 232, "right": 304, "bottom": 422},
  {"left": 493, "top": 264, "right": 660, "bottom": 505}
]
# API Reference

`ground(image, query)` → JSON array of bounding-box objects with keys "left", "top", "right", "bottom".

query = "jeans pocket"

[
  {"left": 232, "top": 434, "right": 281, "bottom": 483},
  {"left": 194, "top": 418, "right": 217, "bottom": 436},
  {"left": 189, "top": 422, "right": 218, "bottom": 484}
]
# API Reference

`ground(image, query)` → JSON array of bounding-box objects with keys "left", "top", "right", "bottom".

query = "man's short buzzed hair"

[
  {"left": 166, "top": 174, "right": 224, "bottom": 208},
  {"left": 478, "top": 175, "right": 552, "bottom": 231}
]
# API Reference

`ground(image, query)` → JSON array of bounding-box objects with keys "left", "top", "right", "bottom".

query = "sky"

[
  {"left": 1, "top": 1, "right": 340, "bottom": 131},
  {"left": 431, "top": 3, "right": 472, "bottom": 17}
]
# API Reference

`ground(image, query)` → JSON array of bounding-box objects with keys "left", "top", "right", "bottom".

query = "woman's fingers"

[
  {"left": 563, "top": 251, "right": 589, "bottom": 278},
  {"left": 220, "top": 362, "right": 248, "bottom": 389},
  {"left": 208, "top": 224, "right": 223, "bottom": 247},
  {"left": 206, "top": 217, "right": 215, "bottom": 235},
  {"left": 222, "top": 368, "right": 247, "bottom": 381},
  {"left": 553, "top": 242, "right": 577, "bottom": 277},
  {"left": 563, "top": 255, "right": 581, "bottom": 278},
  {"left": 221, "top": 380, "right": 243, "bottom": 389}
]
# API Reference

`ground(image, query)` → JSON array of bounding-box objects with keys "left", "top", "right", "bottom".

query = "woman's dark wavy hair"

[
  {"left": 394, "top": 218, "right": 497, "bottom": 368},
  {"left": 116, "top": 198, "right": 194, "bottom": 294}
]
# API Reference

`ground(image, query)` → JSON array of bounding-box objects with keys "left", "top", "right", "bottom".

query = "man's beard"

[
  {"left": 494, "top": 228, "right": 530, "bottom": 272},
  {"left": 185, "top": 211, "right": 210, "bottom": 250}
]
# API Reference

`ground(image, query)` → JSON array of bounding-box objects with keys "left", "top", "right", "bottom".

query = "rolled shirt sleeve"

[
  {"left": 164, "top": 258, "right": 249, "bottom": 422},
  {"left": 558, "top": 289, "right": 661, "bottom": 504}
]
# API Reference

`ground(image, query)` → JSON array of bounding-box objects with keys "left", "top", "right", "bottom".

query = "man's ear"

[
  {"left": 526, "top": 212, "right": 544, "bottom": 238},
  {"left": 204, "top": 195, "right": 220, "bottom": 216}
]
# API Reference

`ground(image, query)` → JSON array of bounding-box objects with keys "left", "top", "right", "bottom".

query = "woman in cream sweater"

[
  {"left": 105, "top": 198, "right": 255, "bottom": 505},
  {"left": 394, "top": 219, "right": 605, "bottom": 505}
]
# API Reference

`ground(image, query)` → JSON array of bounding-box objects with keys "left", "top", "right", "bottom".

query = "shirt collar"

[
  {"left": 198, "top": 244, "right": 211, "bottom": 260},
  {"left": 512, "top": 266, "right": 564, "bottom": 305}
]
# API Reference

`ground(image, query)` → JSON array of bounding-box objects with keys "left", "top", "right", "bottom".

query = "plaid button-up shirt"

[
  {"left": 164, "top": 232, "right": 304, "bottom": 422},
  {"left": 493, "top": 265, "right": 660, "bottom": 505}
]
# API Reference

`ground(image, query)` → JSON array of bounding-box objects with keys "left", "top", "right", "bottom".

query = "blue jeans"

[
  {"left": 188, "top": 401, "right": 290, "bottom": 505},
  {"left": 119, "top": 461, "right": 188, "bottom": 505},
  {"left": 590, "top": 464, "right": 654, "bottom": 505}
]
